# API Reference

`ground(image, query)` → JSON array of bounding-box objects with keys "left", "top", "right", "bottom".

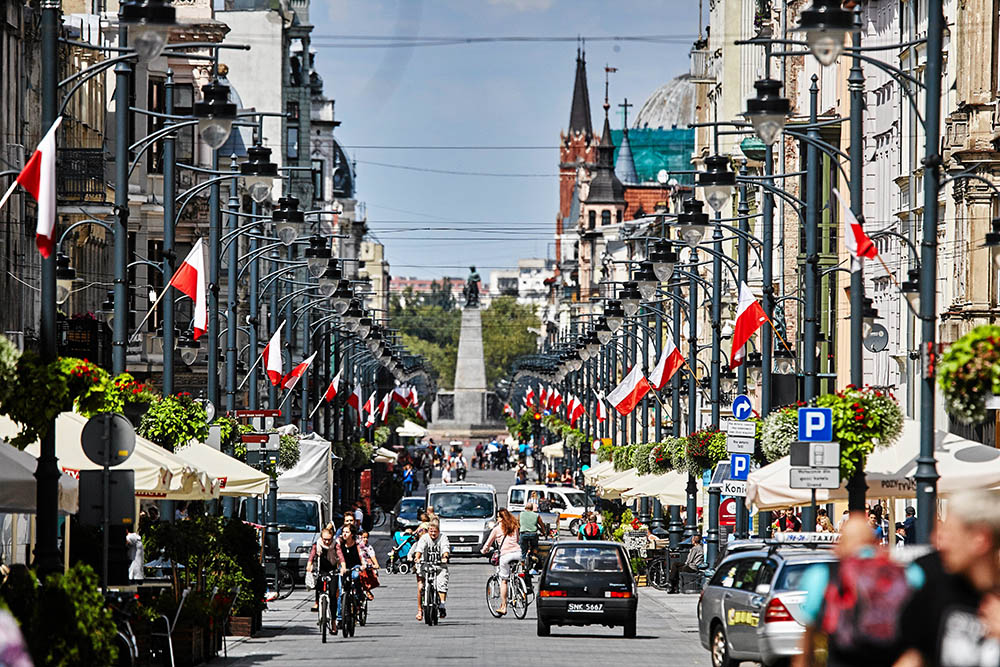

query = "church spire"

[
  {"left": 616, "top": 97, "right": 638, "bottom": 184},
  {"left": 568, "top": 45, "right": 593, "bottom": 137}
]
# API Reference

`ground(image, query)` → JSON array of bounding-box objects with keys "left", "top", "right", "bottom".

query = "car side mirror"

[{"left": 755, "top": 583, "right": 771, "bottom": 595}]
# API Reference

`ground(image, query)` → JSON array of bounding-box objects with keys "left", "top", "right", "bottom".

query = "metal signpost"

[{"left": 790, "top": 408, "right": 840, "bottom": 526}]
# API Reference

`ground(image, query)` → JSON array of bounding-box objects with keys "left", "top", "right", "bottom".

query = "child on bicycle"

[
  {"left": 358, "top": 531, "right": 380, "bottom": 601},
  {"left": 480, "top": 508, "right": 522, "bottom": 616}
]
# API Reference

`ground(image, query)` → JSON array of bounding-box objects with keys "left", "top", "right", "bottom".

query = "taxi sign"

[{"left": 768, "top": 532, "right": 840, "bottom": 545}]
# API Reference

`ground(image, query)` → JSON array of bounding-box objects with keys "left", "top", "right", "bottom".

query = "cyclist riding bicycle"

[
  {"left": 577, "top": 512, "right": 603, "bottom": 540},
  {"left": 306, "top": 524, "right": 340, "bottom": 620},
  {"left": 518, "top": 501, "right": 548, "bottom": 575},
  {"left": 357, "top": 531, "right": 380, "bottom": 600},
  {"left": 480, "top": 508, "right": 522, "bottom": 616},
  {"left": 335, "top": 523, "right": 365, "bottom": 625},
  {"left": 412, "top": 519, "right": 450, "bottom": 621}
]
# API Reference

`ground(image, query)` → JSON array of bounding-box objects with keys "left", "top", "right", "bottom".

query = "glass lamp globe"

[
  {"left": 245, "top": 175, "right": 273, "bottom": 204},
  {"left": 276, "top": 222, "right": 297, "bottom": 246},
  {"left": 357, "top": 317, "right": 372, "bottom": 338},
  {"left": 774, "top": 355, "right": 795, "bottom": 375},
  {"left": 197, "top": 117, "right": 233, "bottom": 151},
  {"left": 679, "top": 224, "right": 706, "bottom": 248},
  {"left": 704, "top": 184, "right": 732, "bottom": 213},
  {"left": 807, "top": 31, "right": 844, "bottom": 66},
  {"left": 751, "top": 113, "right": 786, "bottom": 147},
  {"left": 622, "top": 297, "right": 640, "bottom": 318},
  {"left": 597, "top": 328, "right": 613, "bottom": 346},
  {"left": 131, "top": 23, "right": 169, "bottom": 62},
  {"left": 637, "top": 279, "right": 657, "bottom": 301},
  {"left": 606, "top": 314, "right": 623, "bottom": 333},
  {"left": 306, "top": 256, "right": 328, "bottom": 278},
  {"left": 180, "top": 339, "right": 200, "bottom": 366}
]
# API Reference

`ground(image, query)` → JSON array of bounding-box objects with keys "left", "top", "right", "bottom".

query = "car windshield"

[
  {"left": 549, "top": 545, "right": 623, "bottom": 572},
  {"left": 429, "top": 492, "right": 494, "bottom": 519},
  {"left": 276, "top": 499, "right": 319, "bottom": 532},
  {"left": 563, "top": 492, "right": 588, "bottom": 507},
  {"left": 775, "top": 562, "right": 833, "bottom": 591},
  {"left": 399, "top": 499, "right": 423, "bottom": 515}
]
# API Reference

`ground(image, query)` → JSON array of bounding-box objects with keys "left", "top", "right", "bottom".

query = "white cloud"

[{"left": 487, "top": 0, "right": 555, "bottom": 11}]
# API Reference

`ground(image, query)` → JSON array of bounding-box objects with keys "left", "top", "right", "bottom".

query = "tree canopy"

[{"left": 481, "top": 296, "right": 540, "bottom": 387}]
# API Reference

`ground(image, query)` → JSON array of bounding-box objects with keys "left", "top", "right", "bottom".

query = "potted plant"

[
  {"left": 137, "top": 392, "right": 209, "bottom": 451},
  {"left": 939, "top": 324, "right": 1000, "bottom": 424}
]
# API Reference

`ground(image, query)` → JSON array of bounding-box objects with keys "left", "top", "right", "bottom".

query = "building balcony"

[
  {"left": 689, "top": 48, "right": 714, "bottom": 84},
  {"left": 57, "top": 148, "right": 107, "bottom": 204}
]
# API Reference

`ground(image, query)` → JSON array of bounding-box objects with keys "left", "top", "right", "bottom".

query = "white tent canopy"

[
  {"left": 583, "top": 460, "right": 614, "bottom": 485},
  {"left": 278, "top": 433, "right": 332, "bottom": 499},
  {"left": 620, "top": 470, "right": 696, "bottom": 507},
  {"left": 542, "top": 441, "right": 564, "bottom": 459},
  {"left": 746, "top": 419, "right": 1000, "bottom": 510},
  {"left": 2, "top": 412, "right": 217, "bottom": 500},
  {"left": 173, "top": 442, "right": 269, "bottom": 497},
  {"left": 598, "top": 468, "right": 642, "bottom": 500},
  {"left": 396, "top": 420, "right": 428, "bottom": 438},
  {"left": 374, "top": 447, "right": 398, "bottom": 464},
  {"left": 0, "top": 440, "right": 78, "bottom": 514}
]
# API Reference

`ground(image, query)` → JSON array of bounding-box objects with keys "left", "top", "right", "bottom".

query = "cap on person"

[{"left": 905, "top": 506, "right": 916, "bottom": 516}]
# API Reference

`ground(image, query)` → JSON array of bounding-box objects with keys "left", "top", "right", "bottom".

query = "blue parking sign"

[
  {"left": 730, "top": 453, "right": 751, "bottom": 481},
  {"left": 798, "top": 407, "right": 833, "bottom": 442}
]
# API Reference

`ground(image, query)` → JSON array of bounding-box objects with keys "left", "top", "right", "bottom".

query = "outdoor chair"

[
  {"left": 151, "top": 587, "right": 190, "bottom": 667},
  {"left": 219, "top": 584, "right": 241, "bottom": 658}
]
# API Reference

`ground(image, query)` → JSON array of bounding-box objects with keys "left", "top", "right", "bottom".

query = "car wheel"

[
  {"left": 536, "top": 615, "right": 550, "bottom": 637},
  {"left": 711, "top": 623, "right": 736, "bottom": 667},
  {"left": 623, "top": 611, "right": 636, "bottom": 638}
]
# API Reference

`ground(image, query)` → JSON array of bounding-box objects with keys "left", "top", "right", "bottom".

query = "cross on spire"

[
  {"left": 619, "top": 98, "right": 633, "bottom": 130},
  {"left": 604, "top": 65, "right": 618, "bottom": 115}
]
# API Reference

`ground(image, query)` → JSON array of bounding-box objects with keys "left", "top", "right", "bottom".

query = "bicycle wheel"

[
  {"left": 319, "top": 595, "right": 329, "bottom": 644},
  {"left": 511, "top": 577, "right": 529, "bottom": 619},
  {"left": 647, "top": 559, "right": 670, "bottom": 591},
  {"left": 486, "top": 575, "right": 503, "bottom": 618},
  {"left": 372, "top": 508, "right": 386, "bottom": 528},
  {"left": 276, "top": 566, "right": 295, "bottom": 600},
  {"left": 341, "top": 592, "right": 353, "bottom": 638},
  {"left": 358, "top": 597, "right": 368, "bottom": 626}
]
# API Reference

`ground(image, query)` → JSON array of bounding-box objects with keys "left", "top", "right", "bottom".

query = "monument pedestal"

[{"left": 431, "top": 307, "right": 499, "bottom": 437}]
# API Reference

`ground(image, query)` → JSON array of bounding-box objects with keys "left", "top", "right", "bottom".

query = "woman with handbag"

[
  {"left": 479, "top": 508, "right": 522, "bottom": 616},
  {"left": 358, "top": 531, "right": 381, "bottom": 600}
]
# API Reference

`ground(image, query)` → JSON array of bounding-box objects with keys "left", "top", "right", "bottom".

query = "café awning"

[
  {"left": 173, "top": 441, "right": 269, "bottom": 496},
  {"left": 620, "top": 470, "right": 695, "bottom": 507},
  {"left": 0, "top": 439, "right": 78, "bottom": 514}
]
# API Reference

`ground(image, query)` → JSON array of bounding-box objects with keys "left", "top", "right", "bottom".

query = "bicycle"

[
  {"left": 316, "top": 574, "right": 336, "bottom": 643},
  {"left": 339, "top": 566, "right": 364, "bottom": 638},
  {"left": 486, "top": 558, "right": 530, "bottom": 620},
  {"left": 371, "top": 506, "right": 386, "bottom": 529},
  {"left": 275, "top": 565, "right": 295, "bottom": 600},
  {"left": 646, "top": 552, "right": 671, "bottom": 591},
  {"left": 417, "top": 557, "right": 443, "bottom": 626},
  {"left": 106, "top": 591, "right": 139, "bottom": 666}
]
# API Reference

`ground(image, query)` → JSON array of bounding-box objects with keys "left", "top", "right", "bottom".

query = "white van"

[
  {"left": 426, "top": 482, "right": 497, "bottom": 556},
  {"left": 506, "top": 484, "right": 600, "bottom": 533}
]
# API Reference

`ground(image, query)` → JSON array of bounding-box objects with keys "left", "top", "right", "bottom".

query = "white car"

[{"left": 506, "top": 484, "right": 600, "bottom": 533}]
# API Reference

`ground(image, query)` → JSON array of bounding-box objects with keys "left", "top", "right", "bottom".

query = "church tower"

[{"left": 557, "top": 48, "right": 597, "bottom": 264}]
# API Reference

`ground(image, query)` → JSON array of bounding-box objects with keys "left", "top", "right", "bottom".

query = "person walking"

[
  {"left": 402, "top": 463, "right": 416, "bottom": 496},
  {"left": 480, "top": 508, "right": 522, "bottom": 616},
  {"left": 441, "top": 460, "right": 453, "bottom": 484}
]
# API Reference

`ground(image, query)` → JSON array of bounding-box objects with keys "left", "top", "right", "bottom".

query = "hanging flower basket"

[{"left": 938, "top": 324, "right": 1000, "bottom": 424}]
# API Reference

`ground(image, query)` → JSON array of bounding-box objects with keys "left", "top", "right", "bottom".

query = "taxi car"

[{"left": 536, "top": 540, "right": 638, "bottom": 638}]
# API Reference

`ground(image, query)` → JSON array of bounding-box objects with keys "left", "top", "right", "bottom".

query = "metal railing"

[{"left": 57, "top": 148, "right": 107, "bottom": 202}]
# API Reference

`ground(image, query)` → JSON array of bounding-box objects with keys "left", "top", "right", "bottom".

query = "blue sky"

[{"left": 310, "top": 0, "right": 702, "bottom": 283}]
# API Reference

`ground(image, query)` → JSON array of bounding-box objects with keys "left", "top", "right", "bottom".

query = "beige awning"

[
  {"left": 583, "top": 460, "right": 614, "bottom": 485},
  {"left": 4, "top": 412, "right": 218, "bottom": 500},
  {"left": 598, "top": 468, "right": 642, "bottom": 500},
  {"left": 173, "top": 441, "right": 269, "bottom": 496},
  {"left": 620, "top": 470, "right": 695, "bottom": 506},
  {"left": 542, "top": 441, "right": 564, "bottom": 459}
]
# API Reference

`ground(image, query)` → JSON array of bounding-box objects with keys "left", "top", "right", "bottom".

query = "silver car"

[{"left": 697, "top": 543, "right": 836, "bottom": 667}]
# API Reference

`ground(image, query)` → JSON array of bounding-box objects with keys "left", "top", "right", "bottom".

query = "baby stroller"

[{"left": 386, "top": 530, "right": 417, "bottom": 574}]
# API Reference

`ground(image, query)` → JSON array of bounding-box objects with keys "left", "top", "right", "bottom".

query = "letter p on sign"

[{"left": 797, "top": 407, "right": 833, "bottom": 442}]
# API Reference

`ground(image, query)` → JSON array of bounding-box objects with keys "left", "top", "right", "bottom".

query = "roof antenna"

[{"left": 698, "top": 0, "right": 704, "bottom": 41}]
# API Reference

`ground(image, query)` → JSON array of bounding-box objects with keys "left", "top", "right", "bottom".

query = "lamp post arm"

[
  {"left": 57, "top": 218, "right": 114, "bottom": 251},
  {"left": 259, "top": 264, "right": 308, "bottom": 296},
  {"left": 127, "top": 119, "right": 200, "bottom": 179},
  {"left": 868, "top": 230, "right": 919, "bottom": 265},
  {"left": 172, "top": 175, "right": 236, "bottom": 225},
  {"left": 238, "top": 248, "right": 305, "bottom": 279},
  {"left": 127, "top": 258, "right": 164, "bottom": 274},
  {"left": 751, "top": 181, "right": 807, "bottom": 222}
]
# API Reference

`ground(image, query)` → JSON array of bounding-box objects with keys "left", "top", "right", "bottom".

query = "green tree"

[
  {"left": 481, "top": 296, "right": 540, "bottom": 387},
  {"left": 391, "top": 290, "right": 461, "bottom": 389}
]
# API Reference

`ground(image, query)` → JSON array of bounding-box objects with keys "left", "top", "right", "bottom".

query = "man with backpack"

[
  {"left": 794, "top": 514, "right": 920, "bottom": 667},
  {"left": 578, "top": 512, "right": 602, "bottom": 540}
]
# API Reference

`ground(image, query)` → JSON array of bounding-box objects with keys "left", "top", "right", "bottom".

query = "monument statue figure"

[{"left": 463, "top": 265, "right": 481, "bottom": 308}]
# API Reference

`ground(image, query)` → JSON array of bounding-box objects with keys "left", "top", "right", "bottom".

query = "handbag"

[
  {"left": 361, "top": 567, "right": 380, "bottom": 590},
  {"left": 489, "top": 532, "right": 509, "bottom": 567}
]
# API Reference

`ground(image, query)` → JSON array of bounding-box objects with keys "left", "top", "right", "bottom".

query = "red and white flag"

[
  {"left": 409, "top": 386, "right": 419, "bottom": 407},
  {"left": 166, "top": 239, "right": 208, "bottom": 339},
  {"left": 379, "top": 393, "right": 391, "bottom": 422},
  {"left": 833, "top": 188, "right": 877, "bottom": 272},
  {"left": 0, "top": 117, "right": 63, "bottom": 258},
  {"left": 549, "top": 388, "right": 562, "bottom": 411},
  {"left": 648, "top": 335, "right": 684, "bottom": 390},
  {"left": 347, "top": 382, "right": 363, "bottom": 425},
  {"left": 606, "top": 365, "right": 651, "bottom": 416},
  {"left": 565, "top": 394, "right": 577, "bottom": 420},
  {"left": 594, "top": 390, "right": 608, "bottom": 423},
  {"left": 503, "top": 402, "right": 514, "bottom": 417},
  {"left": 731, "top": 281, "right": 767, "bottom": 369},
  {"left": 417, "top": 403, "right": 427, "bottom": 421},
  {"left": 391, "top": 385, "right": 409, "bottom": 407},
  {"left": 282, "top": 351, "right": 317, "bottom": 391},
  {"left": 262, "top": 320, "right": 284, "bottom": 385},
  {"left": 524, "top": 386, "right": 535, "bottom": 407},
  {"left": 363, "top": 391, "right": 377, "bottom": 427},
  {"left": 539, "top": 385, "right": 549, "bottom": 409},
  {"left": 569, "top": 394, "right": 585, "bottom": 425},
  {"left": 322, "top": 367, "right": 343, "bottom": 403}
]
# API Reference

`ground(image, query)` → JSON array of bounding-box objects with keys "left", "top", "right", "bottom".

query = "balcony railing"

[
  {"left": 689, "top": 48, "right": 715, "bottom": 83},
  {"left": 57, "top": 148, "right": 107, "bottom": 203}
]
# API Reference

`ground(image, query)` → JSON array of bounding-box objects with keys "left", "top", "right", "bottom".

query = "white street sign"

[
  {"left": 725, "top": 421, "right": 756, "bottom": 438},
  {"left": 789, "top": 467, "right": 840, "bottom": 489},
  {"left": 726, "top": 436, "right": 755, "bottom": 454},
  {"left": 722, "top": 480, "right": 747, "bottom": 497}
]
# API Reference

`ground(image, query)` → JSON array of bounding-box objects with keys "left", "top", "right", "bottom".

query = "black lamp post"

[
  {"left": 745, "top": 78, "right": 790, "bottom": 147},
  {"left": 698, "top": 155, "right": 736, "bottom": 214},
  {"left": 119, "top": 0, "right": 177, "bottom": 62}
]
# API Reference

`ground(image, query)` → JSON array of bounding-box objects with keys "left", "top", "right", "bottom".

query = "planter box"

[
  {"left": 227, "top": 616, "right": 254, "bottom": 637},
  {"left": 171, "top": 626, "right": 204, "bottom": 667}
]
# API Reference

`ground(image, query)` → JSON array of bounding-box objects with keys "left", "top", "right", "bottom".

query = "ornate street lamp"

[
  {"left": 674, "top": 198, "right": 710, "bottom": 248},
  {"left": 901, "top": 269, "right": 921, "bottom": 313},
  {"left": 633, "top": 261, "right": 659, "bottom": 301},
  {"left": 649, "top": 239, "right": 678, "bottom": 282},
  {"left": 862, "top": 297, "right": 880, "bottom": 338},
  {"left": 794, "top": 0, "right": 853, "bottom": 66},
  {"left": 698, "top": 155, "right": 736, "bottom": 213},
  {"left": 619, "top": 282, "right": 642, "bottom": 317},
  {"left": 303, "top": 236, "right": 331, "bottom": 278},
  {"left": 179, "top": 332, "right": 201, "bottom": 366},
  {"left": 55, "top": 253, "right": 76, "bottom": 305},
  {"left": 119, "top": 0, "right": 176, "bottom": 62},
  {"left": 193, "top": 80, "right": 237, "bottom": 150},
  {"left": 745, "top": 78, "right": 791, "bottom": 146},
  {"left": 773, "top": 348, "right": 796, "bottom": 375},
  {"left": 331, "top": 279, "right": 354, "bottom": 315},
  {"left": 604, "top": 300, "right": 625, "bottom": 333},
  {"left": 595, "top": 316, "right": 614, "bottom": 346},
  {"left": 241, "top": 145, "right": 278, "bottom": 203},
  {"left": 342, "top": 299, "right": 364, "bottom": 332},
  {"left": 273, "top": 196, "right": 304, "bottom": 246}
]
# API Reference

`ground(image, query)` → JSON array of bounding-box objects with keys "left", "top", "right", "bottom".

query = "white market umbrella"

[
  {"left": 542, "top": 441, "right": 564, "bottom": 459},
  {"left": 173, "top": 441, "right": 269, "bottom": 497},
  {"left": 583, "top": 460, "right": 614, "bottom": 485},
  {"left": 746, "top": 419, "right": 1000, "bottom": 510},
  {"left": 598, "top": 468, "right": 642, "bottom": 500},
  {"left": 620, "top": 470, "right": 695, "bottom": 507},
  {"left": 0, "top": 439, "right": 78, "bottom": 514},
  {"left": 396, "top": 420, "right": 428, "bottom": 438}
]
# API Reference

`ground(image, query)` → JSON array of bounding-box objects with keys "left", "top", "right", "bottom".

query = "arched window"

[
  {"left": 616, "top": 210, "right": 623, "bottom": 224},
  {"left": 588, "top": 211, "right": 596, "bottom": 229},
  {"left": 601, "top": 210, "right": 611, "bottom": 226}
]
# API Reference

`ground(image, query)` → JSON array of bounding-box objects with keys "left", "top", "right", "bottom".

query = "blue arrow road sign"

[
  {"left": 798, "top": 407, "right": 833, "bottom": 442},
  {"left": 730, "top": 453, "right": 751, "bottom": 481},
  {"left": 732, "top": 395, "right": 753, "bottom": 420}
]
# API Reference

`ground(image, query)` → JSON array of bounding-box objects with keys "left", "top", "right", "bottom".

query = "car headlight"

[
  {"left": 485, "top": 520, "right": 497, "bottom": 531},
  {"left": 295, "top": 546, "right": 311, "bottom": 553}
]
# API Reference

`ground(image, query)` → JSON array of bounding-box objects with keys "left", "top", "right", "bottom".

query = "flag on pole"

[
  {"left": 363, "top": 391, "right": 377, "bottom": 427},
  {"left": 0, "top": 117, "right": 63, "bottom": 258},
  {"left": 524, "top": 386, "right": 535, "bottom": 407},
  {"left": 565, "top": 394, "right": 577, "bottom": 420},
  {"left": 539, "top": 385, "right": 549, "bottom": 409},
  {"left": 282, "top": 351, "right": 317, "bottom": 391},
  {"left": 417, "top": 403, "right": 427, "bottom": 421},
  {"left": 166, "top": 239, "right": 208, "bottom": 339},
  {"left": 549, "top": 388, "right": 562, "bottom": 410},
  {"left": 391, "top": 386, "right": 409, "bottom": 407},
  {"left": 833, "top": 188, "right": 877, "bottom": 272},
  {"left": 409, "top": 386, "right": 419, "bottom": 407},
  {"left": 347, "top": 382, "right": 363, "bottom": 425},
  {"left": 606, "top": 365, "right": 652, "bottom": 416},
  {"left": 570, "top": 394, "right": 585, "bottom": 425},
  {"left": 322, "top": 367, "right": 343, "bottom": 403},
  {"left": 379, "top": 393, "right": 391, "bottom": 422},
  {"left": 648, "top": 335, "right": 685, "bottom": 390},
  {"left": 503, "top": 402, "right": 514, "bottom": 418},
  {"left": 263, "top": 320, "right": 284, "bottom": 385},
  {"left": 731, "top": 281, "right": 767, "bottom": 368},
  {"left": 594, "top": 390, "right": 608, "bottom": 423}
]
